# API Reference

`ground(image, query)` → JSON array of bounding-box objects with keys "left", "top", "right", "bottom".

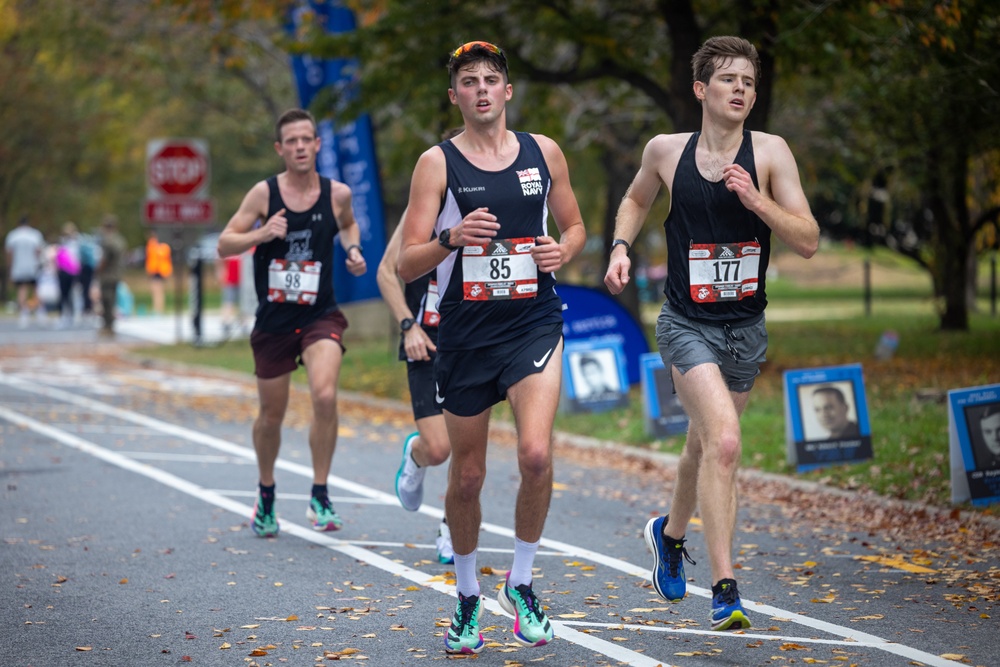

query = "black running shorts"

[{"left": 433, "top": 321, "right": 563, "bottom": 417}]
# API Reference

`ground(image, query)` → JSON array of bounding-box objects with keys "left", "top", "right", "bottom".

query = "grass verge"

[{"left": 137, "top": 309, "right": 999, "bottom": 514}]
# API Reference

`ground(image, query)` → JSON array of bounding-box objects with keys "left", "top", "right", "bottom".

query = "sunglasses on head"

[{"left": 451, "top": 41, "right": 505, "bottom": 59}]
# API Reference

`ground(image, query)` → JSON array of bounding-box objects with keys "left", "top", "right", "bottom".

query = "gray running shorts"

[{"left": 654, "top": 302, "right": 767, "bottom": 393}]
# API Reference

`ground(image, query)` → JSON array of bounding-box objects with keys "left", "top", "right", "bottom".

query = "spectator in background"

[
  {"left": 55, "top": 222, "right": 82, "bottom": 328},
  {"left": 4, "top": 215, "right": 45, "bottom": 328},
  {"left": 145, "top": 230, "right": 173, "bottom": 315},
  {"left": 97, "top": 214, "right": 126, "bottom": 337},
  {"left": 77, "top": 229, "right": 99, "bottom": 323},
  {"left": 218, "top": 252, "right": 245, "bottom": 336}
]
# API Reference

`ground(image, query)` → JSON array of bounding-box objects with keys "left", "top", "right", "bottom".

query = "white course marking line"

[
  {"left": 559, "top": 620, "right": 895, "bottom": 648},
  {"left": 0, "top": 373, "right": 967, "bottom": 667},
  {"left": 121, "top": 452, "right": 257, "bottom": 464},
  {"left": 0, "top": 401, "right": 671, "bottom": 667}
]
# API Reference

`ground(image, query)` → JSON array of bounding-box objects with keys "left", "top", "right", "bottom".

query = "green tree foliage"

[{"left": 0, "top": 0, "right": 295, "bottom": 267}]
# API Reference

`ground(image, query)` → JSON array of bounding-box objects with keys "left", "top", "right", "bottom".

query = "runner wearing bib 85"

[
  {"left": 604, "top": 36, "right": 819, "bottom": 632},
  {"left": 398, "top": 42, "right": 585, "bottom": 655},
  {"left": 217, "top": 108, "right": 367, "bottom": 539}
]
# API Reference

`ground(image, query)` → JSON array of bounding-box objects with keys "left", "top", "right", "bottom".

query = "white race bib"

[
  {"left": 267, "top": 259, "right": 321, "bottom": 305},
  {"left": 462, "top": 238, "right": 538, "bottom": 301},
  {"left": 422, "top": 280, "right": 440, "bottom": 327},
  {"left": 688, "top": 241, "right": 760, "bottom": 303}
]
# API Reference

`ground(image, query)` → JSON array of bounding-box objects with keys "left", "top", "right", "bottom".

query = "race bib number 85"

[
  {"left": 463, "top": 237, "right": 538, "bottom": 301},
  {"left": 267, "top": 259, "right": 321, "bottom": 305},
  {"left": 689, "top": 241, "right": 760, "bottom": 303}
]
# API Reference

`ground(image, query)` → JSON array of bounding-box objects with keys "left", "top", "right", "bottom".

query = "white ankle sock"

[
  {"left": 454, "top": 549, "right": 480, "bottom": 598},
  {"left": 507, "top": 537, "right": 539, "bottom": 588}
]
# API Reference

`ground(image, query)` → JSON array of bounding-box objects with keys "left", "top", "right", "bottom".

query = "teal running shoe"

[
  {"left": 710, "top": 578, "right": 751, "bottom": 630},
  {"left": 497, "top": 574, "right": 554, "bottom": 647},
  {"left": 306, "top": 495, "right": 343, "bottom": 532},
  {"left": 444, "top": 592, "right": 484, "bottom": 654},
  {"left": 251, "top": 492, "right": 279, "bottom": 537}
]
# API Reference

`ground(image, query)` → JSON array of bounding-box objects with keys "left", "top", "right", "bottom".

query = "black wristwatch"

[
  {"left": 400, "top": 317, "right": 415, "bottom": 332},
  {"left": 611, "top": 238, "right": 631, "bottom": 256},
  {"left": 438, "top": 228, "right": 458, "bottom": 251}
]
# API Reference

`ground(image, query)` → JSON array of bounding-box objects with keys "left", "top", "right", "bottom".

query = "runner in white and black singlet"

[
  {"left": 377, "top": 205, "right": 455, "bottom": 566},
  {"left": 604, "top": 36, "right": 819, "bottom": 632},
  {"left": 218, "top": 108, "right": 367, "bottom": 539},
  {"left": 398, "top": 42, "right": 585, "bottom": 655}
]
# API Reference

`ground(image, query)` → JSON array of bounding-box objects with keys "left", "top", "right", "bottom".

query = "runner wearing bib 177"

[
  {"left": 398, "top": 42, "right": 586, "bottom": 656},
  {"left": 217, "top": 108, "right": 367, "bottom": 539},
  {"left": 604, "top": 36, "right": 819, "bottom": 632}
]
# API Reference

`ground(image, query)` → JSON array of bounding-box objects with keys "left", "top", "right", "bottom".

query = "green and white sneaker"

[
  {"left": 306, "top": 495, "right": 343, "bottom": 532},
  {"left": 251, "top": 492, "right": 279, "bottom": 537},
  {"left": 444, "top": 592, "right": 485, "bottom": 654},
  {"left": 497, "top": 574, "right": 554, "bottom": 647},
  {"left": 394, "top": 432, "right": 425, "bottom": 511}
]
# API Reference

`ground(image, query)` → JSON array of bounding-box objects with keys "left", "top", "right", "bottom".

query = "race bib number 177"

[{"left": 689, "top": 241, "right": 760, "bottom": 303}]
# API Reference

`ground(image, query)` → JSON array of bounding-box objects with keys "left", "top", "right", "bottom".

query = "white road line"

[
  {"left": 559, "top": 620, "right": 896, "bottom": 647},
  {"left": 0, "top": 400, "right": 671, "bottom": 667},
  {"left": 0, "top": 373, "right": 966, "bottom": 667}
]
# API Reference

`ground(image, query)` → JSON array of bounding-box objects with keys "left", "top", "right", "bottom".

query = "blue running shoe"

[
  {"left": 444, "top": 592, "right": 485, "bottom": 654},
  {"left": 710, "top": 578, "right": 751, "bottom": 630},
  {"left": 644, "top": 515, "right": 695, "bottom": 602}
]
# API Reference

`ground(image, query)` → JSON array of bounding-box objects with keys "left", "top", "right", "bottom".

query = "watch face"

[{"left": 400, "top": 318, "right": 415, "bottom": 331}]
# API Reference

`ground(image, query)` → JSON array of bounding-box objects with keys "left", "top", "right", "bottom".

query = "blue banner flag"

[{"left": 288, "top": 0, "right": 386, "bottom": 304}]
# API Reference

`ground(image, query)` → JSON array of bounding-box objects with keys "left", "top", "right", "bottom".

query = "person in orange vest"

[{"left": 145, "top": 230, "right": 173, "bottom": 315}]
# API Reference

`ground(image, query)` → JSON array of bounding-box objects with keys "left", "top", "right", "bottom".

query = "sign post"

[{"left": 143, "top": 138, "right": 214, "bottom": 344}]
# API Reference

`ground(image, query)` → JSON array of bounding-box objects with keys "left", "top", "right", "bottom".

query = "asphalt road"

[{"left": 1, "top": 315, "right": 998, "bottom": 667}]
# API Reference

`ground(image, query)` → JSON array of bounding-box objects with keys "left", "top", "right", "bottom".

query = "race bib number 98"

[
  {"left": 267, "top": 259, "right": 321, "bottom": 305},
  {"left": 689, "top": 241, "right": 760, "bottom": 303},
  {"left": 462, "top": 237, "right": 538, "bottom": 301}
]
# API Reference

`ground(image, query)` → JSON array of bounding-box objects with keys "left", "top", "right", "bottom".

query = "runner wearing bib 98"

[
  {"left": 398, "top": 42, "right": 585, "bottom": 655},
  {"left": 217, "top": 108, "right": 367, "bottom": 539},
  {"left": 604, "top": 36, "right": 819, "bottom": 632}
]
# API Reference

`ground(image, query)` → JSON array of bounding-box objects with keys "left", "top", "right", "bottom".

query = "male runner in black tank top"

[
  {"left": 604, "top": 36, "right": 819, "bottom": 631},
  {"left": 377, "top": 205, "right": 454, "bottom": 565},
  {"left": 218, "top": 108, "right": 367, "bottom": 539},
  {"left": 398, "top": 42, "right": 585, "bottom": 655}
]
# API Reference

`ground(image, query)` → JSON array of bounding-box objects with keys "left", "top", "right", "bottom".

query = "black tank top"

[
  {"left": 252, "top": 175, "right": 340, "bottom": 333},
  {"left": 432, "top": 132, "right": 562, "bottom": 350},
  {"left": 663, "top": 130, "right": 771, "bottom": 324},
  {"left": 397, "top": 268, "right": 440, "bottom": 361}
]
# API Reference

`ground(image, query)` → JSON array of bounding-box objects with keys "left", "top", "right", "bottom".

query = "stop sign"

[{"left": 147, "top": 140, "right": 209, "bottom": 198}]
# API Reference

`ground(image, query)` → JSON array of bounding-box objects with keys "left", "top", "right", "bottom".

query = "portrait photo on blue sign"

[
  {"left": 783, "top": 363, "right": 872, "bottom": 472},
  {"left": 966, "top": 402, "right": 1000, "bottom": 470},
  {"left": 799, "top": 381, "right": 861, "bottom": 442},
  {"left": 947, "top": 384, "right": 1000, "bottom": 506},
  {"left": 639, "top": 352, "right": 689, "bottom": 438},
  {"left": 562, "top": 338, "right": 629, "bottom": 413}
]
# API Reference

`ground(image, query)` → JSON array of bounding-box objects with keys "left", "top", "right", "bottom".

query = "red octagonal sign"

[{"left": 148, "top": 141, "right": 208, "bottom": 197}]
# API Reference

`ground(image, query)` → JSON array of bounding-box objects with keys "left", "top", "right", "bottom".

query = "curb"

[{"left": 129, "top": 352, "right": 1000, "bottom": 532}]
